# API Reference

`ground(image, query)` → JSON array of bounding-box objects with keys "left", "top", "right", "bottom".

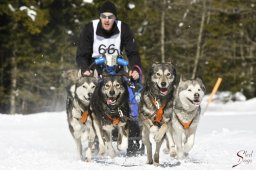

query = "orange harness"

[
  {"left": 175, "top": 113, "right": 194, "bottom": 129},
  {"left": 149, "top": 95, "right": 167, "bottom": 124},
  {"left": 80, "top": 111, "right": 88, "bottom": 124},
  {"left": 106, "top": 114, "right": 121, "bottom": 125}
]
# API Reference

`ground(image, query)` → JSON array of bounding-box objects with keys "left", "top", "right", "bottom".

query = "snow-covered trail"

[{"left": 0, "top": 110, "right": 255, "bottom": 170}]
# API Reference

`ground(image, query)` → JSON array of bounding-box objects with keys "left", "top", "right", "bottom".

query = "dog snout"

[
  {"left": 109, "top": 90, "right": 115, "bottom": 96},
  {"left": 194, "top": 93, "right": 200, "bottom": 98},
  {"left": 88, "top": 92, "right": 92, "bottom": 97},
  {"left": 161, "top": 82, "right": 166, "bottom": 87}
]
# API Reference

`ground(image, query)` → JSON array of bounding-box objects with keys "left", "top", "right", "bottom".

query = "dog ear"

[
  {"left": 77, "top": 69, "right": 82, "bottom": 79},
  {"left": 179, "top": 75, "right": 184, "bottom": 83},
  {"left": 172, "top": 67, "right": 177, "bottom": 84},
  {"left": 163, "top": 62, "right": 173, "bottom": 68},
  {"left": 101, "top": 72, "right": 108, "bottom": 79},
  {"left": 196, "top": 77, "right": 206, "bottom": 92},
  {"left": 195, "top": 77, "right": 202, "bottom": 82},
  {"left": 152, "top": 63, "right": 157, "bottom": 68},
  {"left": 152, "top": 61, "right": 161, "bottom": 68},
  {"left": 62, "top": 69, "right": 79, "bottom": 82},
  {"left": 165, "top": 57, "right": 173, "bottom": 64},
  {"left": 93, "top": 69, "right": 98, "bottom": 79}
]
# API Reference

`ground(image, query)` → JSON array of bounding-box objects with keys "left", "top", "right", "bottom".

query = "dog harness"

[
  {"left": 104, "top": 106, "right": 128, "bottom": 125},
  {"left": 149, "top": 94, "right": 167, "bottom": 125},
  {"left": 80, "top": 111, "right": 88, "bottom": 124},
  {"left": 106, "top": 114, "right": 121, "bottom": 125},
  {"left": 73, "top": 87, "right": 90, "bottom": 124},
  {"left": 173, "top": 107, "right": 200, "bottom": 129},
  {"left": 174, "top": 113, "right": 193, "bottom": 129}
]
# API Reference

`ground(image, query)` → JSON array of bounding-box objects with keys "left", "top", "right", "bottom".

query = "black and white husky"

[
  {"left": 166, "top": 77, "right": 205, "bottom": 159},
  {"left": 66, "top": 71, "right": 98, "bottom": 161},
  {"left": 139, "top": 62, "right": 176, "bottom": 166},
  {"left": 90, "top": 75, "right": 130, "bottom": 158}
]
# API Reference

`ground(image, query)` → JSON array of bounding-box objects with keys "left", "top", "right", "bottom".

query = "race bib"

[{"left": 92, "top": 19, "right": 121, "bottom": 58}]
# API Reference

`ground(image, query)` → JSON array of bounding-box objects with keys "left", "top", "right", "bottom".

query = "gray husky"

[
  {"left": 90, "top": 76, "right": 130, "bottom": 158},
  {"left": 139, "top": 62, "right": 176, "bottom": 166},
  {"left": 166, "top": 77, "right": 205, "bottom": 159},
  {"left": 66, "top": 71, "right": 98, "bottom": 161}
]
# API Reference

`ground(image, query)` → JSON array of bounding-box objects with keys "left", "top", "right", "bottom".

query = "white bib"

[{"left": 92, "top": 19, "right": 121, "bottom": 58}]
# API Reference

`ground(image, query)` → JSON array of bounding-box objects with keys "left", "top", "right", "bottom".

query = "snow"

[
  {"left": 179, "top": 22, "right": 184, "bottom": 27},
  {"left": 0, "top": 97, "right": 256, "bottom": 170},
  {"left": 19, "top": 6, "right": 37, "bottom": 21},
  {"left": 8, "top": 4, "right": 16, "bottom": 12},
  {"left": 82, "top": 0, "right": 93, "bottom": 4},
  {"left": 128, "top": 3, "right": 136, "bottom": 10}
]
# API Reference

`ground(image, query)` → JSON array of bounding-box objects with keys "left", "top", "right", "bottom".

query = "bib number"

[{"left": 98, "top": 44, "right": 119, "bottom": 55}]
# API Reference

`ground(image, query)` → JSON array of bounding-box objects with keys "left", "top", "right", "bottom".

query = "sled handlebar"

[{"left": 94, "top": 55, "right": 128, "bottom": 67}]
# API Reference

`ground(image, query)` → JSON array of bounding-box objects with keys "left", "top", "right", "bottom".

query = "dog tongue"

[
  {"left": 107, "top": 98, "right": 116, "bottom": 105},
  {"left": 160, "top": 88, "right": 168, "bottom": 95}
]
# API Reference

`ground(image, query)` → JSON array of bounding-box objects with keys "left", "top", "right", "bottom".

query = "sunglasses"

[{"left": 100, "top": 14, "right": 115, "bottom": 19}]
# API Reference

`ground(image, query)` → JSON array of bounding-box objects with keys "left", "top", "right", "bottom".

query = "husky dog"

[
  {"left": 166, "top": 77, "right": 205, "bottom": 159},
  {"left": 66, "top": 71, "right": 98, "bottom": 161},
  {"left": 139, "top": 62, "right": 176, "bottom": 165},
  {"left": 90, "top": 75, "right": 130, "bottom": 158}
]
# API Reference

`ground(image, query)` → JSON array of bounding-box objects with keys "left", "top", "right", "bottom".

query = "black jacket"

[{"left": 76, "top": 20, "right": 141, "bottom": 73}]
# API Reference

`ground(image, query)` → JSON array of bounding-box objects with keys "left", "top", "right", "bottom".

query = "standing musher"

[{"left": 76, "top": 1, "right": 143, "bottom": 156}]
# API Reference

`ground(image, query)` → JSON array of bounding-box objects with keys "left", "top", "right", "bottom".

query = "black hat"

[{"left": 99, "top": 1, "right": 117, "bottom": 16}]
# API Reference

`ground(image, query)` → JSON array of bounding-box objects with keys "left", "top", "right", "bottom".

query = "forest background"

[{"left": 0, "top": 0, "right": 255, "bottom": 114}]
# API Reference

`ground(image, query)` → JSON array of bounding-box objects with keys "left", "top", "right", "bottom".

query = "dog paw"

[
  {"left": 153, "top": 162, "right": 160, "bottom": 167},
  {"left": 109, "top": 150, "right": 116, "bottom": 158},
  {"left": 176, "top": 152, "right": 185, "bottom": 160},
  {"left": 150, "top": 125, "right": 158, "bottom": 133},
  {"left": 80, "top": 154, "right": 86, "bottom": 161},
  {"left": 162, "top": 147, "right": 169, "bottom": 154},
  {"left": 117, "top": 135, "right": 128, "bottom": 151},
  {"left": 85, "top": 148, "right": 92, "bottom": 162},
  {"left": 169, "top": 146, "right": 177, "bottom": 157},
  {"left": 146, "top": 159, "right": 153, "bottom": 165},
  {"left": 98, "top": 145, "right": 105, "bottom": 155},
  {"left": 170, "top": 151, "right": 177, "bottom": 157}
]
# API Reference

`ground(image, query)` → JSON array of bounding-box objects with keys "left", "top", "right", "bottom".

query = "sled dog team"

[{"left": 65, "top": 62, "right": 206, "bottom": 165}]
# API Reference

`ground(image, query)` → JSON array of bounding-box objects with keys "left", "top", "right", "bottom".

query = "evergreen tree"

[{"left": 0, "top": 0, "right": 255, "bottom": 114}]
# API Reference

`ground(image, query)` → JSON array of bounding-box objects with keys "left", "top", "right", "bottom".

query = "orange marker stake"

[
  {"left": 202, "top": 77, "right": 223, "bottom": 115},
  {"left": 208, "top": 77, "right": 223, "bottom": 103}
]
